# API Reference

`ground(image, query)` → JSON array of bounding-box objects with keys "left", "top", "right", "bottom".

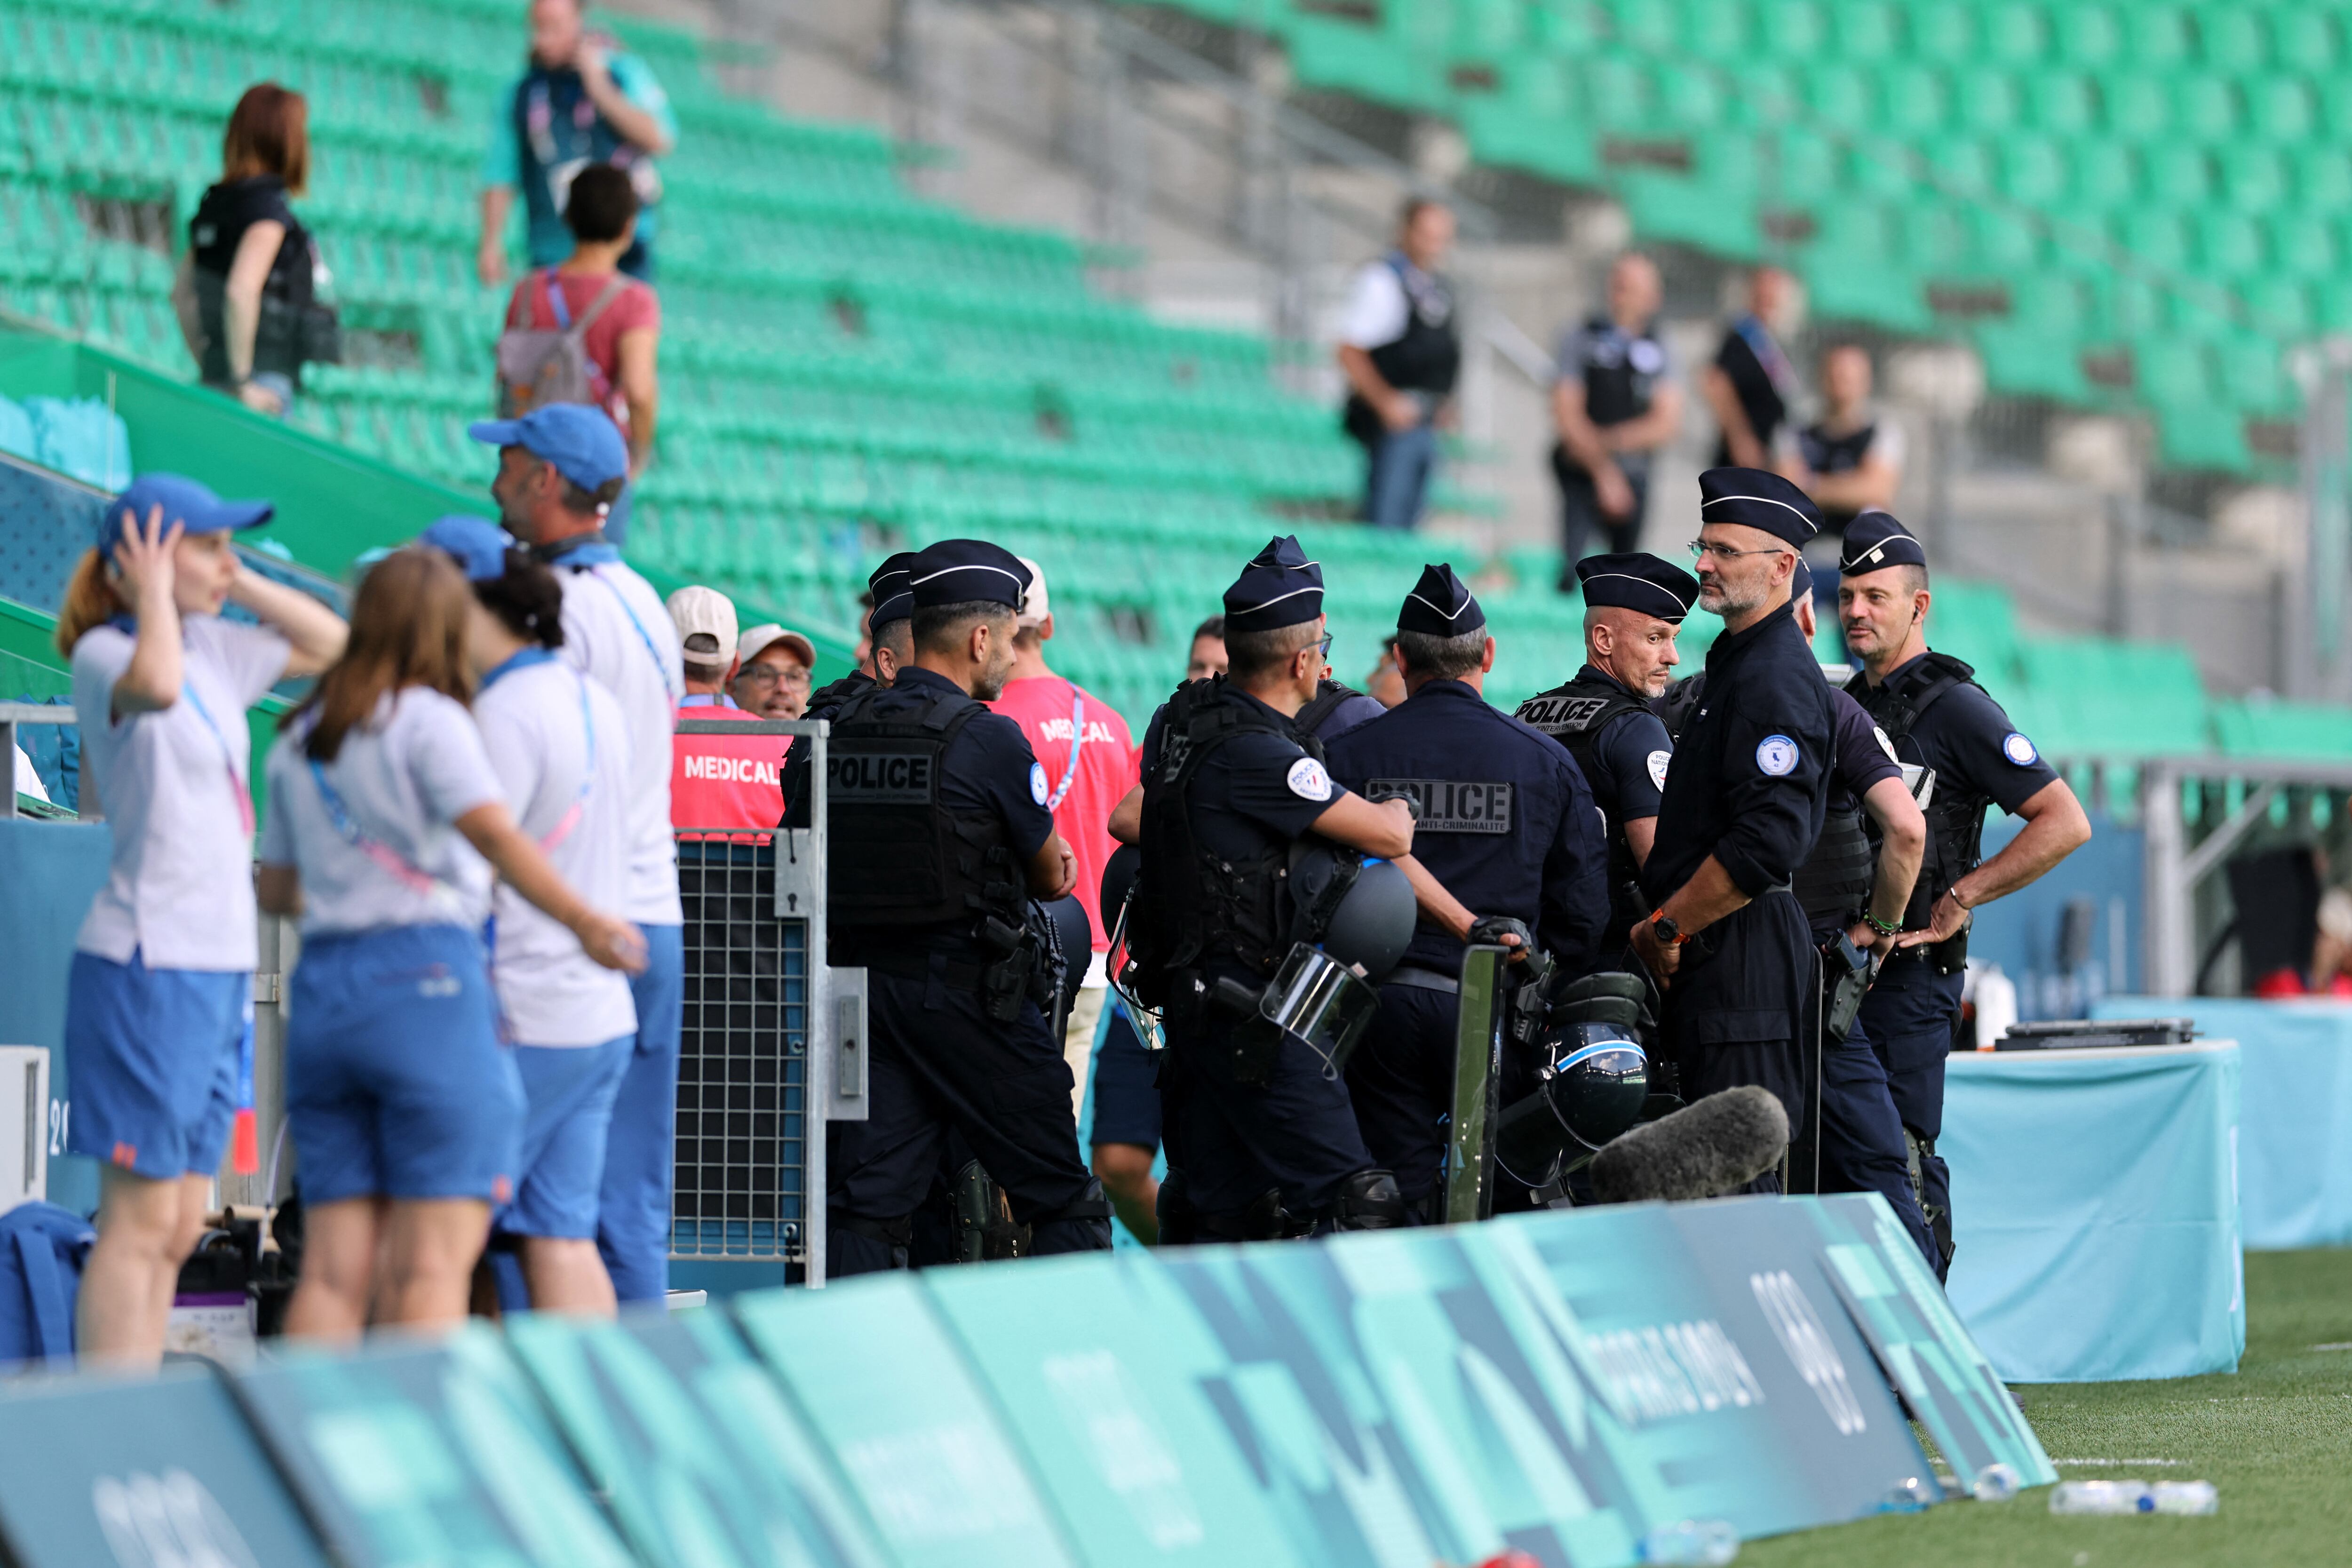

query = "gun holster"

[
  {"left": 977, "top": 914, "right": 1037, "bottom": 1023},
  {"left": 1823, "top": 931, "right": 1872, "bottom": 1042},
  {"left": 1502, "top": 950, "right": 1560, "bottom": 1051}
]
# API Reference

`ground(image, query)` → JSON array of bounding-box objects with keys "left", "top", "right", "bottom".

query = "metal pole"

[{"left": 2141, "top": 761, "right": 2189, "bottom": 997}]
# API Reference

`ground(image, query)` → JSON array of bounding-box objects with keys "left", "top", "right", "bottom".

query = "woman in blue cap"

[
  {"left": 257, "top": 548, "right": 644, "bottom": 1342},
  {"left": 55, "top": 474, "right": 348, "bottom": 1370},
  {"left": 417, "top": 514, "right": 639, "bottom": 1316}
]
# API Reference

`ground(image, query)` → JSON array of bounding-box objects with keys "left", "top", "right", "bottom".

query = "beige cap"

[
  {"left": 1015, "top": 555, "right": 1049, "bottom": 629},
  {"left": 738, "top": 623, "right": 816, "bottom": 669},
  {"left": 666, "top": 585, "right": 738, "bottom": 666}
]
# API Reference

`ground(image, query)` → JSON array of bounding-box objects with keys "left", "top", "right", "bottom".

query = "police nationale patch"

[
  {"left": 1756, "top": 734, "right": 1799, "bottom": 776},
  {"left": 2002, "top": 732, "right": 2039, "bottom": 765},
  {"left": 1645, "top": 749, "right": 1671, "bottom": 791},
  {"left": 1873, "top": 724, "right": 1899, "bottom": 764},
  {"left": 1286, "top": 756, "right": 1333, "bottom": 802},
  {"left": 1364, "top": 778, "right": 1512, "bottom": 834},
  {"left": 1029, "top": 761, "right": 1050, "bottom": 804}
]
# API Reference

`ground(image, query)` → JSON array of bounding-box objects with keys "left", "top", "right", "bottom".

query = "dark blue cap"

[
  {"left": 868, "top": 550, "right": 916, "bottom": 627},
  {"left": 1223, "top": 535, "right": 1324, "bottom": 633},
  {"left": 468, "top": 405, "right": 629, "bottom": 493},
  {"left": 100, "top": 473, "right": 273, "bottom": 557},
  {"left": 1576, "top": 551, "right": 1700, "bottom": 623},
  {"left": 1698, "top": 466, "right": 1822, "bottom": 547},
  {"left": 416, "top": 514, "right": 516, "bottom": 583},
  {"left": 1397, "top": 562, "right": 1485, "bottom": 637},
  {"left": 1838, "top": 509, "right": 1928, "bottom": 575},
  {"left": 1792, "top": 556, "right": 1813, "bottom": 604},
  {"left": 906, "top": 539, "right": 1031, "bottom": 610}
]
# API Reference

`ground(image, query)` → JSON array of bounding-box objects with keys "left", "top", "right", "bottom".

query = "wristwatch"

[{"left": 1647, "top": 908, "right": 1691, "bottom": 947}]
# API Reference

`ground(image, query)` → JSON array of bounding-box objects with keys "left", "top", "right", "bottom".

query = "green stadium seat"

[
  {"left": 2023, "top": 70, "right": 2097, "bottom": 137},
  {"left": 2068, "top": 138, "right": 2140, "bottom": 208},
  {"left": 1828, "top": 0, "right": 1900, "bottom": 62},
  {"left": 2191, "top": 6, "right": 2270, "bottom": 74},
  {"left": 2123, "top": 6, "right": 2196, "bottom": 71},
  {"left": 1984, "top": 3, "right": 2050, "bottom": 66},
  {"left": 2054, "top": 4, "right": 2125, "bottom": 68},
  {"left": 1995, "top": 133, "right": 2067, "bottom": 205},
  {"left": 2098, "top": 72, "right": 2173, "bottom": 139},
  {"left": 2214, "top": 697, "right": 2352, "bottom": 759}
]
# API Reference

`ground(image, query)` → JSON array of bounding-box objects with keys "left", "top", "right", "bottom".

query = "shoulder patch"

[
  {"left": 2002, "top": 732, "right": 2039, "bottom": 766},
  {"left": 1286, "top": 756, "right": 1334, "bottom": 803},
  {"left": 1873, "top": 725, "right": 1899, "bottom": 764},
  {"left": 1029, "top": 761, "right": 1050, "bottom": 804},
  {"left": 1646, "top": 749, "right": 1671, "bottom": 791},
  {"left": 1756, "top": 734, "right": 1799, "bottom": 777}
]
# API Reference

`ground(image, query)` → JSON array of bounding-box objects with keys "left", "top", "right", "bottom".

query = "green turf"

[{"left": 1745, "top": 1250, "right": 2352, "bottom": 1567}]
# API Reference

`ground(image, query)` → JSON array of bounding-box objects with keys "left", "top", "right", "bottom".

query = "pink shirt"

[{"left": 987, "top": 675, "right": 1137, "bottom": 952}]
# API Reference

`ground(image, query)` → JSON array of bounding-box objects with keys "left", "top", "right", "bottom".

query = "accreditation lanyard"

[
  {"left": 478, "top": 647, "right": 597, "bottom": 851},
  {"left": 1046, "top": 687, "right": 1084, "bottom": 812},
  {"left": 303, "top": 715, "right": 445, "bottom": 899},
  {"left": 550, "top": 539, "right": 680, "bottom": 708},
  {"left": 109, "top": 614, "right": 257, "bottom": 838}
]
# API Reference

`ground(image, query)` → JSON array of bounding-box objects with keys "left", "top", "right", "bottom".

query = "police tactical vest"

[
  {"left": 1848, "top": 652, "right": 1990, "bottom": 930},
  {"left": 1516, "top": 674, "right": 1651, "bottom": 937},
  {"left": 1797, "top": 419, "right": 1877, "bottom": 475},
  {"left": 1296, "top": 678, "right": 1366, "bottom": 738},
  {"left": 825, "top": 684, "right": 1025, "bottom": 932},
  {"left": 1367, "top": 255, "right": 1461, "bottom": 397},
  {"left": 1579, "top": 314, "right": 1666, "bottom": 427},
  {"left": 1792, "top": 801, "right": 1875, "bottom": 931}
]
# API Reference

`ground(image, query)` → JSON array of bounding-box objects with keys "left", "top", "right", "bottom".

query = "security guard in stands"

[
  {"left": 822, "top": 539, "right": 1112, "bottom": 1272},
  {"left": 1129, "top": 536, "right": 1418, "bottom": 1239},
  {"left": 1631, "top": 469, "right": 1835, "bottom": 1190},
  {"left": 1839, "top": 511, "right": 2090, "bottom": 1275},
  {"left": 785, "top": 553, "right": 912, "bottom": 828},
  {"left": 1515, "top": 552, "right": 1696, "bottom": 956},
  {"left": 1324, "top": 563, "right": 1608, "bottom": 1218}
]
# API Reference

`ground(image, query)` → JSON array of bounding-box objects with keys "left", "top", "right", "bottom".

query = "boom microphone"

[{"left": 1588, "top": 1086, "right": 1790, "bottom": 1203}]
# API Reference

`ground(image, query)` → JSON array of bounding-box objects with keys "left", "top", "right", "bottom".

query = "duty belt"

[
  {"left": 1384, "top": 965, "right": 1460, "bottom": 995},
  {"left": 864, "top": 952, "right": 991, "bottom": 991}
]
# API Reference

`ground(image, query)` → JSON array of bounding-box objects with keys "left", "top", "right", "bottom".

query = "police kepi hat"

[
  {"left": 1838, "top": 509, "right": 1929, "bottom": 575},
  {"left": 1697, "top": 466, "right": 1822, "bottom": 548},
  {"left": 906, "top": 539, "right": 1032, "bottom": 610},
  {"left": 1224, "top": 534, "right": 1324, "bottom": 633},
  {"left": 468, "top": 404, "right": 630, "bottom": 493},
  {"left": 101, "top": 473, "right": 273, "bottom": 557},
  {"left": 867, "top": 550, "right": 917, "bottom": 627},
  {"left": 415, "top": 514, "right": 515, "bottom": 582},
  {"left": 1397, "top": 562, "right": 1485, "bottom": 637},
  {"left": 1575, "top": 551, "right": 1699, "bottom": 624}
]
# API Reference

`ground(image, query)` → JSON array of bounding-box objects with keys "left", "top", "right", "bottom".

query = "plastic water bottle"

[
  {"left": 1972, "top": 1463, "right": 2021, "bottom": 1502},
  {"left": 2152, "top": 1481, "right": 2219, "bottom": 1515},
  {"left": 1881, "top": 1475, "right": 1936, "bottom": 1512},
  {"left": 2049, "top": 1480, "right": 2155, "bottom": 1514},
  {"left": 1637, "top": 1520, "right": 1738, "bottom": 1566}
]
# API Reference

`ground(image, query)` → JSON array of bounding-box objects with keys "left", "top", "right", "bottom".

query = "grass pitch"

[{"left": 1745, "top": 1250, "right": 2352, "bottom": 1567}]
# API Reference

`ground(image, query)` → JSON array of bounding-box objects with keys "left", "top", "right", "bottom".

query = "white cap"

[
  {"left": 738, "top": 623, "right": 816, "bottom": 669},
  {"left": 1016, "top": 555, "right": 1049, "bottom": 629},
  {"left": 666, "top": 585, "right": 738, "bottom": 666}
]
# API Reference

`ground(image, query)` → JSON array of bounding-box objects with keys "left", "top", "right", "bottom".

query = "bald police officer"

[
  {"left": 1840, "top": 511, "right": 2091, "bottom": 1274},
  {"left": 1516, "top": 552, "right": 1696, "bottom": 958},
  {"left": 1324, "top": 564, "right": 1609, "bottom": 1218},
  {"left": 1631, "top": 469, "right": 1835, "bottom": 1189}
]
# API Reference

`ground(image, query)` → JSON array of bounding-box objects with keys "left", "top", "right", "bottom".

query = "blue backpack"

[{"left": 0, "top": 1202, "right": 95, "bottom": 1367}]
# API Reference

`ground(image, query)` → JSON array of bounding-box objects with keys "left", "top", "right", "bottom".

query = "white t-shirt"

[
  {"left": 1339, "top": 259, "right": 1412, "bottom": 350},
  {"left": 72, "top": 615, "right": 289, "bottom": 971},
  {"left": 553, "top": 557, "right": 685, "bottom": 926},
  {"left": 473, "top": 655, "right": 637, "bottom": 1048},
  {"left": 260, "top": 688, "right": 502, "bottom": 937}
]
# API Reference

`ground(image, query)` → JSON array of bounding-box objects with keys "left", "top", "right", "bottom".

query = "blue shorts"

[
  {"left": 500, "top": 1035, "right": 632, "bottom": 1239},
  {"left": 1088, "top": 1002, "right": 1162, "bottom": 1151},
  {"left": 286, "top": 924, "right": 523, "bottom": 1206},
  {"left": 64, "top": 950, "right": 248, "bottom": 1179}
]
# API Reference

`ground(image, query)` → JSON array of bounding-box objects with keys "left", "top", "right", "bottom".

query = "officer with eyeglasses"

[{"left": 1629, "top": 468, "right": 1835, "bottom": 1192}]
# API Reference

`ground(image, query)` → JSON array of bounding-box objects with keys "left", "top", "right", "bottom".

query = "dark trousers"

[
  {"left": 1663, "top": 892, "right": 1811, "bottom": 1195},
  {"left": 1163, "top": 1001, "right": 1375, "bottom": 1224},
  {"left": 1856, "top": 957, "right": 1965, "bottom": 1278},
  {"left": 1552, "top": 447, "right": 1650, "bottom": 581},
  {"left": 827, "top": 962, "right": 1109, "bottom": 1275},
  {"left": 1345, "top": 984, "right": 1457, "bottom": 1210},
  {"left": 1821, "top": 1014, "right": 1940, "bottom": 1268}
]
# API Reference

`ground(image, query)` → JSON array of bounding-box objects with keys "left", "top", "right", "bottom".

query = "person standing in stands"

[
  {"left": 666, "top": 585, "right": 782, "bottom": 833},
  {"left": 986, "top": 558, "right": 1140, "bottom": 1117},
  {"left": 1701, "top": 265, "right": 1800, "bottom": 470},
  {"left": 478, "top": 0, "right": 676, "bottom": 287},
  {"left": 1338, "top": 198, "right": 1461, "bottom": 532},
  {"left": 732, "top": 623, "right": 815, "bottom": 721},
  {"left": 1550, "top": 253, "right": 1683, "bottom": 581},
  {"left": 175, "top": 84, "right": 326, "bottom": 419},
  {"left": 58, "top": 476, "right": 346, "bottom": 1369},
  {"left": 472, "top": 404, "right": 684, "bottom": 1304},
  {"left": 1779, "top": 344, "right": 1905, "bottom": 541}
]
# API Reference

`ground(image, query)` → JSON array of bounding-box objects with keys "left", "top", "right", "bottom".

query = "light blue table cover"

[
  {"left": 2093, "top": 996, "right": 2352, "bottom": 1249},
  {"left": 1943, "top": 1041, "right": 2243, "bottom": 1383}
]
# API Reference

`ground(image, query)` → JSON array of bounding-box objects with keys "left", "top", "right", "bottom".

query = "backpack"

[
  {"left": 496, "top": 270, "right": 631, "bottom": 417},
  {"left": 0, "top": 1202, "right": 95, "bottom": 1368}
]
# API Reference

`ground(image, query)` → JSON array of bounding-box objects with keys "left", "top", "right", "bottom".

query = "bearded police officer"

[
  {"left": 1129, "top": 537, "right": 1417, "bottom": 1239},
  {"left": 1631, "top": 470, "right": 1835, "bottom": 1189},
  {"left": 1516, "top": 552, "right": 1696, "bottom": 958},
  {"left": 1323, "top": 564, "right": 1608, "bottom": 1217},
  {"left": 822, "top": 539, "right": 1112, "bottom": 1273},
  {"left": 1840, "top": 512, "right": 2090, "bottom": 1274}
]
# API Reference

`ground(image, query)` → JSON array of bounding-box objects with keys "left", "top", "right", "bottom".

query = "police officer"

[
  {"left": 1839, "top": 512, "right": 2091, "bottom": 1274},
  {"left": 1324, "top": 564, "right": 1608, "bottom": 1217},
  {"left": 1549, "top": 253, "right": 1684, "bottom": 578},
  {"left": 1131, "top": 536, "right": 1418, "bottom": 1238},
  {"left": 784, "top": 553, "right": 912, "bottom": 829},
  {"left": 822, "top": 539, "right": 1112, "bottom": 1273},
  {"left": 1630, "top": 469, "right": 1835, "bottom": 1190},
  {"left": 1516, "top": 552, "right": 1696, "bottom": 956}
]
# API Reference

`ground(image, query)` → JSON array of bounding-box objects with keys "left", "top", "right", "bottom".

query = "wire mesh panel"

[{"left": 673, "top": 836, "right": 808, "bottom": 1264}]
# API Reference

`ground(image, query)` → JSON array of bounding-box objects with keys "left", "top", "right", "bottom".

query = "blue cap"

[
  {"left": 468, "top": 405, "right": 629, "bottom": 493},
  {"left": 1838, "top": 509, "right": 1928, "bottom": 576},
  {"left": 1397, "top": 562, "right": 1484, "bottom": 637},
  {"left": 868, "top": 551, "right": 917, "bottom": 627},
  {"left": 906, "top": 539, "right": 1031, "bottom": 610},
  {"left": 100, "top": 473, "right": 273, "bottom": 557},
  {"left": 1576, "top": 551, "right": 1700, "bottom": 624},
  {"left": 1792, "top": 556, "right": 1813, "bottom": 604},
  {"left": 416, "top": 514, "right": 516, "bottom": 583},
  {"left": 1697, "top": 467, "right": 1822, "bottom": 548},
  {"left": 1223, "top": 535, "right": 1324, "bottom": 633}
]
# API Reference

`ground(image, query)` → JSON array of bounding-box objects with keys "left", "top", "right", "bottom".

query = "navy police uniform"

[
  {"left": 1841, "top": 513, "right": 2060, "bottom": 1276},
  {"left": 1643, "top": 470, "right": 1835, "bottom": 1185},
  {"left": 783, "top": 552, "right": 910, "bottom": 829},
  {"left": 1324, "top": 565, "right": 1609, "bottom": 1212},
  {"left": 824, "top": 541, "right": 1110, "bottom": 1273}
]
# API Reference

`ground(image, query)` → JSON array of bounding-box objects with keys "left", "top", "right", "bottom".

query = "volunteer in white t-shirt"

[
  {"left": 257, "top": 548, "right": 644, "bottom": 1342},
  {"left": 471, "top": 403, "right": 683, "bottom": 1304},
  {"left": 420, "top": 514, "right": 637, "bottom": 1317},
  {"left": 58, "top": 474, "right": 348, "bottom": 1372}
]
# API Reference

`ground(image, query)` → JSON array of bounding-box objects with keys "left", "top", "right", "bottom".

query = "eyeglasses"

[
  {"left": 1688, "top": 539, "right": 1794, "bottom": 561},
  {"left": 1316, "top": 631, "right": 1335, "bottom": 661},
  {"left": 738, "top": 664, "right": 811, "bottom": 689}
]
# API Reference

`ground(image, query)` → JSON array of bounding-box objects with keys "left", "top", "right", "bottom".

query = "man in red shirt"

[
  {"left": 665, "top": 585, "right": 782, "bottom": 833},
  {"left": 986, "top": 558, "right": 1138, "bottom": 1114}
]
